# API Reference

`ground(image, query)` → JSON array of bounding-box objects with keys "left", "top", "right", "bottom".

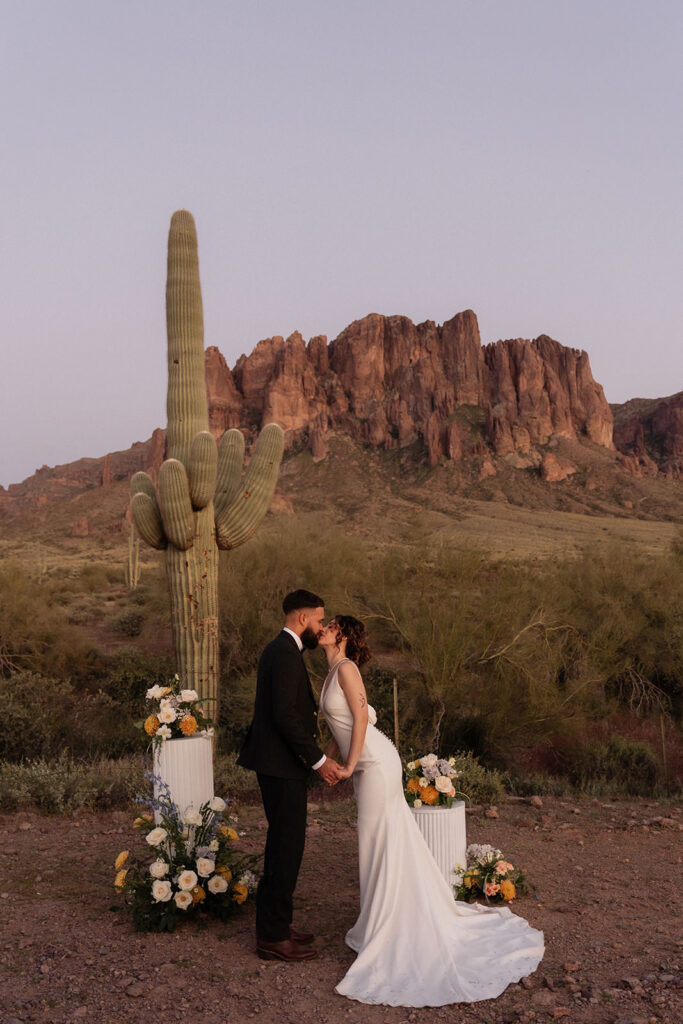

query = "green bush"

[
  {"left": 0, "top": 753, "right": 145, "bottom": 812},
  {"left": 568, "top": 734, "right": 662, "bottom": 796}
]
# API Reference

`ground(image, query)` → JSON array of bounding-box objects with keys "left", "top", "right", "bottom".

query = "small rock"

[
  {"left": 563, "top": 962, "right": 579, "bottom": 972},
  {"left": 126, "top": 982, "right": 145, "bottom": 997},
  {"left": 551, "top": 1010, "right": 570, "bottom": 1020},
  {"left": 521, "top": 977, "right": 534, "bottom": 990},
  {"left": 485, "top": 807, "right": 499, "bottom": 819},
  {"left": 74, "top": 1008, "right": 88, "bottom": 1018},
  {"left": 529, "top": 795, "right": 543, "bottom": 808},
  {"left": 40, "top": 962, "right": 50, "bottom": 974},
  {"left": 18, "top": 822, "right": 32, "bottom": 831}
]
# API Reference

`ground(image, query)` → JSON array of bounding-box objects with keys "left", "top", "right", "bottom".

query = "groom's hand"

[{"left": 316, "top": 759, "right": 344, "bottom": 786}]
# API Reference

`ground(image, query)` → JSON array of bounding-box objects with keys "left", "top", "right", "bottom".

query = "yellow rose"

[
  {"left": 214, "top": 865, "right": 233, "bottom": 882},
  {"left": 114, "top": 850, "right": 129, "bottom": 871},
  {"left": 464, "top": 871, "right": 479, "bottom": 890},
  {"left": 114, "top": 869, "right": 128, "bottom": 890},
  {"left": 406, "top": 778, "right": 421, "bottom": 793},
  {"left": 414, "top": 759, "right": 421, "bottom": 768},
  {"left": 232, "top": 882, "right": 248, "bottom": 904},
  {"left": 220, "top": 826, "right": 239, "bottom": 842},
  {"left": 500, "top": 879, "right": 516, "bottom": 901},
  {"left": 191, "top": 885, "right": 206, "bottom": 904},
  {"left": 160, "top": 687, "right": 172, "bottom": 696}
]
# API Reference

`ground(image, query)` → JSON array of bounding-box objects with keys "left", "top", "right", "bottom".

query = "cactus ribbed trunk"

[
  {"left": 164, "top": 212, "right": 219, "bottom": 701},
  {"left": 131, "top": 210, "right": 284, "bottom": 733}
]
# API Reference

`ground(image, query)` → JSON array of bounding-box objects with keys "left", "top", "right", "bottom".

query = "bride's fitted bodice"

[{"left": 320, "top": 659, "right": 392, "bottom": 769}]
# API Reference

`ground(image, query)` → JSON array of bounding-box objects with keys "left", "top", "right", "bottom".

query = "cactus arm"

[
  {"left": 157, "top": 459, "right": 194, "bottom": 550},
  {"left": 165, "top": 210, "right": 208, "bottom": 466},
  {"left": 131, "top": 493, "right": 167, "bottom": 550},
  {"left": 215, "top": 423, "right": 284, "bottom": 550},
  {"left": 130, "top": 471, "right": 157, "bottom": 500},
  {"left": 214, "top": 428, "right": 246, "bottom": 519},
  {"left": 188, "top": 431, "right": 217, "bottom": 510}
]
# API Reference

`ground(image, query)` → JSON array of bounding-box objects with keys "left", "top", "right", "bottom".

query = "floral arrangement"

[
  {"left": 138, "top": 674, "right": 214, "bottom": 749},
  {"left": 404, "top": 752, "right": 465, "bottom": 808},
  {"left": 453, "top": 843, "right": 529, "bottom": 904},
  {"left": 112, "top": 774, "right": 259, "bottom": 932}
]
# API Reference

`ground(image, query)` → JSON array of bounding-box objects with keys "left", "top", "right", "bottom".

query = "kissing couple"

[{"left": 238, "top": 589, "right": 544, "bottom": 1007}]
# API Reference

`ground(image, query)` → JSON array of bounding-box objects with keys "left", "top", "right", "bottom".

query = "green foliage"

[
  {"left": 0, "top": 753, "right": 145, "bottom": 812},
  {"left": 567, "top": 734, "right": 662, "bottom": 796}
]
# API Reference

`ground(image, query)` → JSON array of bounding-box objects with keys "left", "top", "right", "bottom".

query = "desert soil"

[{"left": 0, "top": 793, "right": 680, "bottom": 1024}]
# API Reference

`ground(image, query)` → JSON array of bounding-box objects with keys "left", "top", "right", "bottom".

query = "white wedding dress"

[{"left": 320, "top": 659, "right": 544, "bottom": 1007}]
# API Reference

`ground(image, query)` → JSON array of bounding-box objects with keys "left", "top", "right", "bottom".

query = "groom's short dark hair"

[{"left": 282, "top": 589, "right": 324, "bottom": 614}]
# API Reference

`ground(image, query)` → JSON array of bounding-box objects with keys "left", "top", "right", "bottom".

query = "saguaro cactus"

[{"left": 131, "top": 210, "right": 284, "bottom": 718}]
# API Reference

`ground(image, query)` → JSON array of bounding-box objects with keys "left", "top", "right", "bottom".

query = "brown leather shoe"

[
  {"left": 257, "top": 938, "right": 317, "bottom": 962},
  {"left": 290, "top": 925, "right": 315, "bottom": 944}
]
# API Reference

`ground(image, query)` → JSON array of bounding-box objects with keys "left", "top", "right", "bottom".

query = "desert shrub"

[
  {"left": 568, "top": 734, "right": 662, "bottom": 796},
  {"left": 0, "top": 753, "right": 145, "bottom": 812},
  {"left": 503, "top": 772, "right": 575, "bottom": 797},
  {"left": 113, "top": 609, "right": 144, "bottom": 637},
  {"left": 0, "top": 671, "right": 142, "bottom": 761},
  {"left": 214, "top": 752, "right": 260, "bottom": 800}
]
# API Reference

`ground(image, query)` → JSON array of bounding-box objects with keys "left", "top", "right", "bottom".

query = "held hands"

[{"left": 316, "top": 759, "right": 351, "bottom": 786}]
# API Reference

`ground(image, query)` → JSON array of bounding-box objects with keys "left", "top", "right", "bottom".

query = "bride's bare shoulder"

[{"left": 337, "top": 659, "right": 364, "bottom": 687}]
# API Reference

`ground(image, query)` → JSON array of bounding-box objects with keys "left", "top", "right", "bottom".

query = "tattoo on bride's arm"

[{"left": 359, "top": 695, "right": 366, "bottom": 707}]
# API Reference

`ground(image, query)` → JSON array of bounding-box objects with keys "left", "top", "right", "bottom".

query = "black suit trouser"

[{"left": 256, "top": 773, "right": 308, "bottom": 942}]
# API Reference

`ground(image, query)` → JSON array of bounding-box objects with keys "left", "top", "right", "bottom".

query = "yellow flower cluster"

[
  {"left": 114, "top": 869, "right": 128, "bottom": 890},
  {"left": 114, "top": 850, "right": 129, "bottom": 871},
  {"left": 180, "top": 715, "right": 198, "bottom": 736},
  {"left": 220, "top": 825, "right": 239, "bottom": 842},
  {"left": 232, "top": 883, "right": 248, "bottom": 904},
  {"left": 144, "top": 715, "right": 160, "bottom": 736},
  {"left": 214, "top": 865, "right": 233, "bottom": 882},
  {"left": 500, "top": 879, "right": 516, "bottom": 901}
]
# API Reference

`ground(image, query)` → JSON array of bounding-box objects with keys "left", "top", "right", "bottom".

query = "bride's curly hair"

[{"left": 332, "top": 615, "right": 372, "bottom": 668}]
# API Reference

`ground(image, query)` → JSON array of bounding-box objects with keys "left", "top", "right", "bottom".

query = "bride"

[{"left": 318, "top": 614, "right": 544, "bottom": 1007}]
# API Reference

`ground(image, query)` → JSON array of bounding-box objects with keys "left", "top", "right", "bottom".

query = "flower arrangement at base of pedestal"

[
  {"left": 404, "top": 752, "right": 466, "bottom": 808},
  {"left": 453, "top": 843, "right": 529, "bottom": 905},
  {"left": 137, "top": 675, "right": 214, "bottom": 748},
  {"left": 112, "top": 774, "right": 259, "bottom": 932}
]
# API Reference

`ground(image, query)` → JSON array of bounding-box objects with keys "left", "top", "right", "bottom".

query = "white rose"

[
  {"left": 158, "top": 705, "right": 177, "bottom": 724},
  {"left": 180, "top": 689, "right": 199, "bottom": 703},
  {"left": 174, "top": 890, "right": 193, "bottom": 910},
  {"left": 157, "top": 725, "right": 171, "bottom": 740},
  {"left": 149, "top": 859, "right": 169, "bottom": 878},
  {"left": 406, "top": 761, "right": 416, "bottom": 771},
  {"left": 418, "top": 777, "right": 429, "bottom": 788},
  {"left": 207, "top": 875, "right": 228, "bottom": 894},
  {"left": 145, "top": 827, "right": 167, "bottom": 847},
  {"left": 413, "top": 799, "right": 422, "bottom": 808},
  {"left": 182, "top": 808, "right": 202, "bottom": 827},
  {"left": 146, "top": 684, "right": 165, "bottom": 699},
  {"left": 421, "top": 753, "right": 438, "bottom": 768},
  {"left": 209, "top": 796, "right": 226, "bottom": 813},
  {"left": 196, "top": 858, "right": 214, "bottom": 878},
  {"left": 151, "top": 879, "right": 172, "bottom": 902},
  {"left": 209, "top": 840, "right": 219, "bottom": 852},
  {"left": 435, "top": 775, "right": 453, "bottom": 793},
  {"left": 177, "top": 870, "right": 198, "bottom": 891}
]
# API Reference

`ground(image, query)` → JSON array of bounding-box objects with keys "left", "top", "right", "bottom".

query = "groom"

[{"left": 238, "top": 589, "right": 343, "bottom": 961}]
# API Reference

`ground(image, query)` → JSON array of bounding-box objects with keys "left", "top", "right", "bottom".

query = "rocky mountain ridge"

[{"left": 1, "top": 309, "right": 680, "bottom": 521}]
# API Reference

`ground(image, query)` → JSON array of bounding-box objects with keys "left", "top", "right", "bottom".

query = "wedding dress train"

[{"left": 320, "top": 659, "right": 544, "bottom": 1007}]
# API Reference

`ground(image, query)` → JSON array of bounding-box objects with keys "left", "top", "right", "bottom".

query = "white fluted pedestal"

[
  {"left": 411, "top": 802, "right": 467, "bottom": 887},
  {"left": 153, "top": 734, "right": 214, "bottom": 823}
]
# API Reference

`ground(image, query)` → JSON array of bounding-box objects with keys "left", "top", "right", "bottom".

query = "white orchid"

[{"left": 157, "top": 725, "right": 172, "bottom": 740}]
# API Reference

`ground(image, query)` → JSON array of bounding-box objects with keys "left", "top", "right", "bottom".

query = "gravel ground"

[{"left": 0, "top": 794, "right": 681, "bottom": 1024}]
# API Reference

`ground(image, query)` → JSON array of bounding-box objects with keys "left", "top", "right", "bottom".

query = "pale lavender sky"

[{"left": 1, "top": 0, "right": 681, "bottom": 487}]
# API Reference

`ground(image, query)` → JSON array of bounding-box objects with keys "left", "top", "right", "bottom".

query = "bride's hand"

[{"left": 336, "top": 763, "right": 354, "bottom": 779}]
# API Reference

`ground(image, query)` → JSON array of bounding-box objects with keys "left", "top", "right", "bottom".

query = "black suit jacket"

[{"left": 237, "top": 631, "right": 324, "bottom": 779}]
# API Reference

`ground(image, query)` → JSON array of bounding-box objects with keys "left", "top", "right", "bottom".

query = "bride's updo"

[{"left": 332, "top": 615, "right": 372, "bottom": 668}]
